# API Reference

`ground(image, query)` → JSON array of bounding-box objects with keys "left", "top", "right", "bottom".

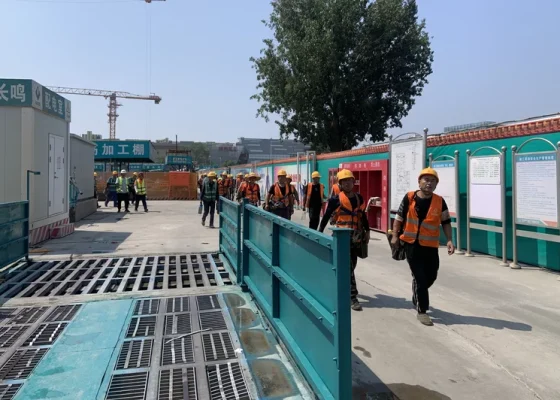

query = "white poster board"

[
  {"left": 515, "top": 152, "right": 558, "bottom": 228},
  {"left": 432, "top": 160, "right": 457, "bottom": 217},
  {"left": 469, "top": 156, "right": 502, "bottom": 220},
  {"left": 390, "top": 137, "right": 425, "bottom": 211}
]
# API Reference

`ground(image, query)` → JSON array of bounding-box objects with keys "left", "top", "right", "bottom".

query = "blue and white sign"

[
  {"left": 166, "top": 155, "right": 192, "bottom": 165},
  {"left": 432, "top": 159, "right": 457, "bottom": 216},
  {"left": 94, "top": 140, "right": 152, "bottom": 160}
]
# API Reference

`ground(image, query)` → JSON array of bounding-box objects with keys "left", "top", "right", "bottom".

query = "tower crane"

[{"left": 48, "top": 87, "right": 162, "bottom": 140}]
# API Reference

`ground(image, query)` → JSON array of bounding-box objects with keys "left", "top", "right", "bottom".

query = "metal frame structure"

[
  {"left": 510, "top": 139, "right": 560, "bottom": 269},
  {"left": 387, "top": 128, "right": 428, "bottom": 229},
  {"left": 0, "top": 201, "right": 30, "bottom": 270},
  {"left": 465, "top": 146, "right": 508, "bottom": 266},
  {"left": 429, "top": 151, "right": 464, "bottom": 254}
]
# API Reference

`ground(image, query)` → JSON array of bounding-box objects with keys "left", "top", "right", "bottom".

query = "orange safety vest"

[
  {"left": 334, "top": 192, "right": 363, "bottom": 230},
  {"left": 273, "top": 183, "right": 291, "bottom": 208},
  {"left": 399, "top": 191, "right": 442, "bottom": 248},
  {"left": 236, "top": 178, "right": 243, "bottom": 190},
  {"left": 331, "top": 183, "right": 341, "bottom": 197},
  {"left": 218, "top": 180, "right": 227, "bottom": 196},
  {"left": 305, "top": 183, "right": 325, "bottom": 208},
  {"left": 244, "top": 183, "right": 259, "bottom": 204}
]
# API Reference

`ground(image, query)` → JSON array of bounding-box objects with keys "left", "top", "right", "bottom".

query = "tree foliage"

[
  {"left": 250, "top": 0, "right": 434, "bottom": 151},
  {"left": 189, "top": 142, "right": 210, "bottom": 165}
]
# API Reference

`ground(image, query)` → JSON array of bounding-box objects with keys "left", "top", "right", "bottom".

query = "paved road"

[{"left": 34, "top": 202, "right": 560, "bottom": 400}]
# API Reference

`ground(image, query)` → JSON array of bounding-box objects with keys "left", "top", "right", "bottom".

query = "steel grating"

[
  {"left": 202, "top": 332, "right": 237, "bottom": 362},
  {"left": 158, "top": 368, "right": 197, "bottom": 400},
  {"left": 164, "top": 314, "right": 191, "bottom": 336},
  {"left": 134, "top": 300, "right": 160, "bottom": 316},
  {"left": 3, "top": 307, "right": 48, "bottom": 325},
  {"left": 126, "top": 317, "right": 157, "bottom": 338},
  {"left": 207, "top": 363, "right": 250, "bottom": 400},
  {"left": 199, "top": 311, "right": 227, "bottom": 331},
  {"left": 0, "top": 383, "right": 22, "bottom": 400},
  {"left": 166, "top": 297, "right": 189, "bottom": 313},
  {"left": 197, "top": 295, "right": 220, "bottom": 311},
  {"left": 0, "top": 254, "right": 232, "bottom": 299},
  {"left": 0, "top": 310, "right": 17, "bottom": 324},
  {"left": 105, "top": 372, "right": 149, "bottom": 400},
  {"left": 23, "top": 323, "right": 67, "bottom": 347},
  {"left": 0, "top": 348, "right": 48, "bottom": 380},
  {"left": 161, "top": 336, "right": 194, "bottom": 366},
  {"left": 44, "top": 305, "right": 81, "bottom": 322},
  {"left": 0, "top": 327, "right": 28, "bottom": 349},
  {"left": 116, "top": 340, "right": 154, "bottom": 370}
]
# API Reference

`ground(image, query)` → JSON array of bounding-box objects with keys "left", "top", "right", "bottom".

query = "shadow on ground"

[{"left": 357, "top": 294, "right": 532, "bottom": 331}]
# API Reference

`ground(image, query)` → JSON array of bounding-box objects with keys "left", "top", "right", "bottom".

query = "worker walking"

[
  {"left": 201, "top": 171, "right": 218, "bottom": 228},
  {"left": 390, "top": 167, "right": 455, "bottom": 326},
  {"left": 302, "top": 171, "right": 326, "bottom": 230},
  {"left": 134, "top": 172, "right": 148, "bottom": 212},
  {"left": 237, "top": 173, "right": 261, "bottom": 206},
  {"left": 116, "top": 170, "right": 130, "bottom": 212},
  {"left": 217, "top": 171, "right": 228, "bottom": 213},
  {"left": 286, "top": 176, "right": 299, "bottom": 220},
  {"left": 319, "top": 169, "right": 370, "bottom": 311},
  {"left": 265, "top": 170, "right": 292, "bottom": 219},
  {"left": 330, "top": 176, "right": 341, "bottom": 197},
  {"left": 105, "top": 171, "right": 118, "bottom": 207},
  {"left": 128, "top": 172, "right": 137, "bottom": 204}
]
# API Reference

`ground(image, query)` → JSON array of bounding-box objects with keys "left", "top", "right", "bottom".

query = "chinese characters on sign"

[
  {"left": 166, "top": 155, "right": 193, "bottom": 165},
  {"left": 94, "top": 141, "right": 152, "bottom": 160},
  {"left": 340, "top": 160, "right": 382, "bottom": 171}
]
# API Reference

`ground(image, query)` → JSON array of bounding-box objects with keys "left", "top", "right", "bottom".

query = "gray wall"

[
  {"left": 70, "top": 134, "right": 95, "bottom": 200},
  {"left": 0, "top": 108, "right": 23, "bottom": 203}
]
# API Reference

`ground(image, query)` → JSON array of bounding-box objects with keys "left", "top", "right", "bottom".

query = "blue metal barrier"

[
  {"left": 240, "top": 200, "right": 352, "bottom": 400},
  {"left": 0, "top": 201, "right": 30, "bottom": 270},
  {"left": 218, "top": 197, "right": 242, "bottom": 284}
]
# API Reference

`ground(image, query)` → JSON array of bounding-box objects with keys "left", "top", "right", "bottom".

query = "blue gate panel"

[
  {"left": 218, "top": 197, "right": 242, "bottom": 283},
  {"left": 247, "top": 212, "right": 273, "bottom": 257},
  {"left": 0, "top": 201, "right": 29, "bottom": 270}
]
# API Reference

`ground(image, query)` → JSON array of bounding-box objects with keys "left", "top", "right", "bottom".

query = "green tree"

[
  {"left": 250, "top": 0, "right": 433, "bottom": 152},
  {"left": 189, "top": 142, "right": 210, "bottom": 165}
]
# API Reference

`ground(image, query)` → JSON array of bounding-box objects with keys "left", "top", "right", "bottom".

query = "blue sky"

[{"left": 4, "top": 0, "right": 560, "bottom": 143}]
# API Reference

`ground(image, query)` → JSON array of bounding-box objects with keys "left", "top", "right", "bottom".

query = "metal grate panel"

[
  {"left": 116, "top": 339, "right": 154, "bottom": 370},
  {"left": 23, "top": 323, "right": 67, "bottom": 346},
  {"left": 166, "top": 297, "right": 189, "bottom": 313},
  {"left": 126, "top": 317, "right": 157, "bottom": 338},
  {"left": 207, "top": 363, "right": 250, "bottom": 400},
  {"left": 0, "top": 326, "right": 29, "bottom": 348},
  {"left": 199, "top": 311, "right": 227, "bottom": 331},
  {"left": 202, "top": 332, "right": 237, "bottom": 362},
  {"left": 0, "top": 348, "right": 48, "bottom": 380},
  {"left": 5, "top": 307, "right": 48, "bottom": 325},
  {"left": 161, "top": 336, "right": 194, "bottom": 366},
  {"left": 44, "top": 304, "right": 82, "bottom": 322},
  {"left": 158, "top": 368, "right": 197, "bottom": 400},
  {"left": 0, "top": 383, "right": 22, "bottom": 400},
  {"left": 105, "top": 372, "right": 149, "bottom": 400},
  {"left": 197, "top": 295, "right": 220, "bottom": 311},
  {"left": 134, "top": 299, "right": 160, "bottom": 316},
  {"left": 164, "top": 314, "right": 191, "bottom": 336},
  {"left": 0, "top": 309, "right": 17, "bottom": 324}
]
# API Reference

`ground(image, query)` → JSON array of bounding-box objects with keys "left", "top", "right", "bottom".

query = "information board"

[
  {"left": 469, "top": 156, "right": 502, "bottom": 220},
  {"left": 432, "top": 160, "right": 457, "bottom": 216},
  {"left": 515, "top": 152, "right": 558, "bottom": 227},
  {"left": 390, "top": 137, "right": 425, "bottom": 211}
]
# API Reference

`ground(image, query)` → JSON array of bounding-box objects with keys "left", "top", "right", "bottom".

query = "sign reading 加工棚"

[
  {"left": 0, "top": 79, "right": 71, "bottom": 122},
  {"left": 94, "top": 140, "right": 152, "bottom": 160}
]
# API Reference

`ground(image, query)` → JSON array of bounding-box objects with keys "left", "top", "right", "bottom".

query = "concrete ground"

[{"left": 32, "top": 202, "right": 560, "bottom": 400}]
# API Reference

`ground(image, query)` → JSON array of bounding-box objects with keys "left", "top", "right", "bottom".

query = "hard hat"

[
  {"left": 93, "top": 172, "right": 97, "bottom": 176},
  {"left": 120, "top": 169, "right": 127, "bottom": 174},
  {"left": 337, "top": 169, "right": 354, "bottom": 181},
  {"left": 207, "top": 171, "right": 217, "bottom": 178},
  {"left": 249, "top": 172, "right": 259, "bottom": 180},
  {"left": 312, "top": 171, "right": 321, "bottom": 179},
  {"left": 277, "top": 169, "right": 287, "bottom": 177},
  {"left": 228, "top": 174, "right": 233, "bottom": 178},
  {"left": 237, "top": 173, "right": 243, "bottom": 177},
  {"left": 221, "top": 171, "right": 227, "bottom": 175},
  {"left": 286, "top": 175, "right": 293, "bottom": 181},
  {"left": 133, "top": 172, "right": 138, "bottom": 176},
  {"left": 112, "top": 171, "right": 118, "bottom": 175},
  {"left": 418, "top": 167, "right": 439, "bottom": 182}
]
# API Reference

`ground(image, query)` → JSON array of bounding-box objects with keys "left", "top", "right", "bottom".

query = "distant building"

[
  {"left": 81, "top": 131, "right": 102, "bottom": 141},
  {"left": 444, "top": 121, "right": 496, "bottom": 134},
  {"left": 237, "top": 137, "right": 311, "bottom": 164}
]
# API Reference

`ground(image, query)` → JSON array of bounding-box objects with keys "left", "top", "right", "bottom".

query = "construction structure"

[{"left": 48, "top": 87, "right": 161, "bottom": 140}]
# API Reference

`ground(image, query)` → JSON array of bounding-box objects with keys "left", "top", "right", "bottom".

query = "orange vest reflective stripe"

[
  {"left": 218, "top": 180, "right": 227, "bottom": 195},
  {"left": 334, "top": 192, "right": 363, "bottom": 230},
  {"left": 273, "top": 183, "right": 291, "bottom": 207},
  {"left": 305, "top": 183, "right": 324, "bottom": 207},
  {"left": 244, "top": 183, "right": 259, "bottom": 204},
  {"left": 331, "top": 183, "right": 341, "bottom": 197},
  {"left": 399, "top": 191, "right": 442, "bottom": 248}
]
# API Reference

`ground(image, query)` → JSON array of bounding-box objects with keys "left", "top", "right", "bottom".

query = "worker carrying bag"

[{"left": 386, "top": 230, "right": 406, "bottom": 261}]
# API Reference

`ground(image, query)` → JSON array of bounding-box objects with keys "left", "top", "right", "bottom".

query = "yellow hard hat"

[
  {"left": 249, "top": 172, "right": 260, "bottom": 180},
  {"left": 228, "top": 174, "right": 233, "bottom": 178},
  {"left": 207, "top": 171, "right": 217, "bottom": 178},
  {"left": 418, "top": 167, "right": 439, "bottom": 183},
  {"left": 277, "top": 169, "right": 287, "bottom": 177},
  {"left": 311, "top": 171, "right": 321, "bottom": 179},
  {"left": 94, "top": 172, "right": 97, "bottom": 176},
  {"left": 133, "top": 172, "right": 138, "bottom": 176},
  {"left": 221, "top": 171, "right": 227, "bottom": 176},
  {"left": 112, "top": 171, "right": 118, "bottom": 175},
  {"left": 237, "top": 173, "right": 243, "bottom": 177},
  {"left": 286, "top": 175, "right": 293, "bottom": 181},
  {"left": 337, "top": 169, "right": 354, "bottom": 181},
  {"left": 244, "top": 174, "right": 249, "bottom": 179}
]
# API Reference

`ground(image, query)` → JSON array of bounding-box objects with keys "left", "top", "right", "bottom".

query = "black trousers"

[
  {"left": 272, "top": 207, "right": 290, "bottom": 219},
  {"left": 202, "top": 200, "right": 216, "bottom": 226},
  {"left": 117, "top": 193, "right": 129, "bottom": 212},
  {"left": 351, "top": 246, "right": 359, "bottom": 301},
  {"left": 405, "top": 243, "right": 440, "bottom": 313},
  {"left": 135, "top": 195, "right": 147, "bottom": 211},
  {"left": 129, "top": 188, "right": 136, "bottom": 203},
  {"left": 308, "top": 206, "right": 321, "bottom": 230}
]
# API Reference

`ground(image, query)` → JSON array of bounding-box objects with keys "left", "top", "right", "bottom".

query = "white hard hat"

[{"left": 120, "top": 169, "right": 127, "bottom": 173}]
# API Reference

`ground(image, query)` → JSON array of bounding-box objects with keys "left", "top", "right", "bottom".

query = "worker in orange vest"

[
  {"left": 226, "top": 174, "right": 234, "bottom": 199},
  {"left": 265, "top": 169, "right": 292, "bottom": 219},
  {"left": 237, "top": 173, "right": 260, "bottom": 206},
  {"left": 330, "top": 175, "right": 341, "bottom": 197},
  {"left": 302, "top": 171, "right": 326, "bottom": 230},
  {"left": 390, "top": 167, "right": 455, "bottom": 326},
  {"left": 319, "top": 169, "right": 370, "bottom": 311},
  {"left": 285, "top": 176, "right": 299, "bottom": 220}
]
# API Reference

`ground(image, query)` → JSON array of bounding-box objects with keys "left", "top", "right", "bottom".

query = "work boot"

[
  {"left": 209, "top": 225, "right": 215, "bottom": 229},
  {"left": 135, "top": 207, "right": 138, "bottom": 212},
  {"left": 144, "top": 209, "right": 148, "bottom": 213},
  {"left": 202, "top": 219, "right": 205, "bottom": 226},
  {"left": 417, "top": 313, "right": 433, "bottom": 326},
  {"left": 351, "top": 299, "right": 362, "bottom": 311}
]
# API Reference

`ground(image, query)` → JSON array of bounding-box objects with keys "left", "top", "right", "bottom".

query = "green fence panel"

[
  {"left": 218, "top": 197, "right": 242, "bottom": 283},
  {"left": 240, "top": 200, "right": 352, "bottom": 400},
  {"left": 0, "top": 201, "right": 29, "bottom": 270}
]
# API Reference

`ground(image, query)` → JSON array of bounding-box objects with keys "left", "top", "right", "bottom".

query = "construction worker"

[
  {"left": 236, "top": 174, "right": 250, "bottom": 201},
  {"left": 237, "top": 173, "right": 261, "bottom": 206},
  {"left": 94, "top": 172, "right": 100, "bottom": 208},
  {"left": 200, "top": 171, "right": 218, "bottom": 228},
  {"left": 116, "top": 169, "right": 130, "bottom": 212},
  {"left": 105, "top": 171, "right": 118, "bottom": 207},
  {"left": 286, "top": 176, "right": 299, "bottom": 220},
  {"left": 128, "top": 172, "right": 137, "bottom": 204},
  {"left": 265, "top": 169, "right": 292, "bottom": 219},
  {"left": 319, "top": 169, "right": 370, "bottom": 311},
  {"left": 217, "top": 171, "right": 228, "bottom": 211},
  {"left": 390, "top": 167, "right": 455, "bottom": 326},
  {"left": 235, "top": 173, "right": 244, "bottom": 199},
  {"left": 198, "top": 174, "right": 206, "bottom": 194},
  {"left": 227, "top": 174, "right": 234, "bottom": 199},
  {"left": 134, "top": 172, "right": 148, "bottom": 212},
  {"left": 302, "top": 171, "right": 326, "bottom": 230},
  {"left": 330, "top": 176, "right": 341, "bottom": 197}
]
